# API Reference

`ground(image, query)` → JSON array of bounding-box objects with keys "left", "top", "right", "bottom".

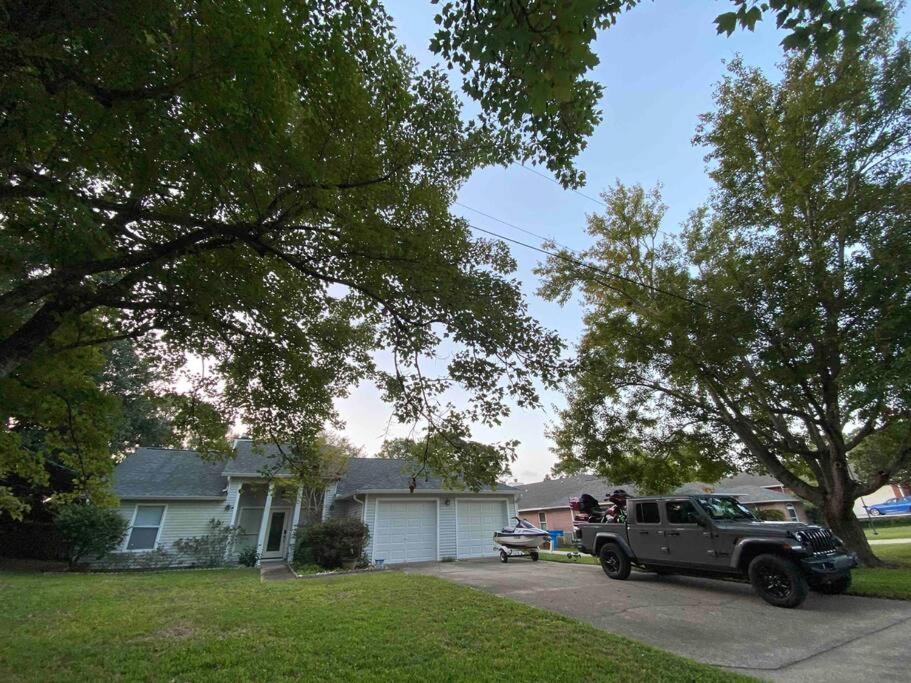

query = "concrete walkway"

[
  {"left": 260, "top": 561, "right": 296, "bottom": 582},
  {"left": 407, "top": 559, "right": 911, "bottom": 682},
  {"left": 868, "top": 537, "right": 911, "bottom": 545}
]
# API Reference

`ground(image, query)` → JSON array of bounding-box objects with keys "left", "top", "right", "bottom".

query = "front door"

[{"left": 261, "top": 509, "right": 290, "bottom": 559}]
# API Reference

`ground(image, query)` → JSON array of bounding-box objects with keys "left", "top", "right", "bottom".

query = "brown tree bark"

[{"left": 822, "top": 496, "right": 884, "bottom": 568}]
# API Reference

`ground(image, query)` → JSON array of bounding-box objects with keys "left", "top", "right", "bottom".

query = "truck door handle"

[
  {"left": 638, "top": 530, "right": 649, "bottom": 535},
  {"left": 666, "top": 531, "right": 680, "bottom": 536}
]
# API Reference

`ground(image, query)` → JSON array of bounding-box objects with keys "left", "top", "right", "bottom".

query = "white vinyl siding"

[
  {"left": 457, "top": 500, "right": 509, "bottom": 559},
  {"left": 103, "top": 500, "right": 233, "bottom": 566}
]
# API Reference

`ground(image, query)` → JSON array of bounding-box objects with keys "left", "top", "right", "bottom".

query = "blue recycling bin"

[{"left": 547, "top": 530, "right": 564, "bottom": 551}]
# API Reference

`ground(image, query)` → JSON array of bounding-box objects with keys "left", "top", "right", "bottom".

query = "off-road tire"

[
  {"left": 813, "top": 575, "right": 851, "bottom": 595},
  {"left": 748, "top": 554, "right": 808, "bottom": 608},
  {"left": 599, "top": 543, "right": 631, "bottom": 580}
]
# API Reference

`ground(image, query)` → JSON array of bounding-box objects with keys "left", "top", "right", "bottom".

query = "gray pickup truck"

[{"left": 575, "top": 494, "right": 857, "bottom": 607}]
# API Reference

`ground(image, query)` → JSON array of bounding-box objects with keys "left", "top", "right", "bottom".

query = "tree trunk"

[{"left": 822, "top": 501, "right": 884, "bottom": 568}]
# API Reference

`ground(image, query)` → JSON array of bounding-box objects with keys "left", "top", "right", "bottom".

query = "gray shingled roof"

[
  {"left": 717, "top": 472, "right": 781, "bottom": 488},
  {"left": 516, "top": 474, "right": 635, "bottom": 511},
  {"left": 335, "top": 457, "right": 518, "bottom": 496},
  {"left": 717, "top": 485, "right": 799, "bottom": 504},
  {"left": 113, "top": 448, "right": 227, "bottom": 498},
  {"left": 222, "top": 440, "right": 291, "bottom": 476}
]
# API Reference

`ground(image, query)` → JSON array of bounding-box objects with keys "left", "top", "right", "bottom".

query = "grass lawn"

[
  {"left": 864, "top": 524, "right": 911, "bottom": 540},
  {"left": 851, "top": 543, "right": 911, "bottom": 601},
  {"left": 0, "top": 569, "right": 746, "bottom": 682},
  {"left": 539, "top": 551, "right": 599, "bottom": 565}
]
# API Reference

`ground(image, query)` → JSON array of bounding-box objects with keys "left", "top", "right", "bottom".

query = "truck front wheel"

[
  {"left": 599, "top": 543, "right": 631, "bottom": 580},
  {"left": 748, "top": 554, "right": 808, "bottom": 608}
]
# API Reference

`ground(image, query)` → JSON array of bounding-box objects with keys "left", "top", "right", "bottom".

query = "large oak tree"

[{"left": 540, "top": 17, "right": 911, "bottom": 566}]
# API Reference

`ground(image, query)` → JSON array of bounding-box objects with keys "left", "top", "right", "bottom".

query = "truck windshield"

[{"left": 694, "top": 496, "right": 757, "bottom": 521}]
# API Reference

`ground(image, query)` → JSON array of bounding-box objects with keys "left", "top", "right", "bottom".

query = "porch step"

[{"left": 260, "top": 561, "right": 296, "bottom": 582}]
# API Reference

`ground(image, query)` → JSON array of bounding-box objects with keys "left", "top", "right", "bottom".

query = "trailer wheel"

[
  {"left": 530, "top": 550, "right": 539, "bottom": 562},
  {"left": 499, "top": 550, "right": 509, "bottom": 563},
  {"left": 599, "top": 543, "right": 631, "bottom": 580}
]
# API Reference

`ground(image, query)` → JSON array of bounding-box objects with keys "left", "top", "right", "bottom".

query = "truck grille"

[{"left": 802, "top": 528, "right": 838, "bottom": 554}]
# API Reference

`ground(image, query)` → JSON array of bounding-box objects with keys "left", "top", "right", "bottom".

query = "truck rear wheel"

[
  {"left": 599, "top": 543, "right": 631, "bottom": 580},
  {"left": 748, "top": 554, "right": 808, "bottom": 608}
]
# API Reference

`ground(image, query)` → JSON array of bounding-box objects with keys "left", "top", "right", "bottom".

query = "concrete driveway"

[{"left": 406, "top": 559, "right": 911, "bottom": 681}]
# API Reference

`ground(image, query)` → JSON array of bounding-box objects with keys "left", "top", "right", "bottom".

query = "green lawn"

[
  {"left": 851, "top": 543, "right": 911, "bottom": 600},
  {"left": 0, "top": 569, "right": 746, "bottom": 682},
  {"left": 864, "top": 524, "right": 911, "bottom": 540},
  {"left": 539, "top": 551, "right": 599, "bottom": 565}
]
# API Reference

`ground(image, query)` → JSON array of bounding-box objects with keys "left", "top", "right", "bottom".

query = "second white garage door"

[
  {"left": 372, "top": 500, "right": 437, "bottom": 564},
  {"left": 457, "top": 500, "right": 508, "bottom": 559}
]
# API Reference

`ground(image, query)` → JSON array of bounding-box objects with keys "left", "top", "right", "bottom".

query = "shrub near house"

[{"left": 293, "top": 518, "right": 370, "bottom": 571}]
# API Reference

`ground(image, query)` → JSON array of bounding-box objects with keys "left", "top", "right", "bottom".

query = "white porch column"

[
  {"left": 255, "top": 481, "right": 274, "bottom": 566},
  {"left": 224, "top": 478, "right": 244, "bottom": 562},
  {"left": 286, "top": 484, "right": 304, "bottom": 560}
]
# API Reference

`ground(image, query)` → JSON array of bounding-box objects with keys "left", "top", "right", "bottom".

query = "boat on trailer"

[{"left": 493, "top": 517, "right": 550, "bottom": 562}]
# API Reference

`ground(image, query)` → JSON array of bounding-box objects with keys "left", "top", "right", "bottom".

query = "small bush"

[
  {"left": 55, "top": 504, "right": 129, "bottom": 569},
  {"left": 173, "top": 519, "right": 239, "bottom": 567},
  {"left": 237, "top": 545, "right": 259, "bottom": 567},
  {"left": 757, "top": 509, "right": 786, "bottom": 522},
  {"left": 293, "top": 518, "right": 369, "bottom": 570}
]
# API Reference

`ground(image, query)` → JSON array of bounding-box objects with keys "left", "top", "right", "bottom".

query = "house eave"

[
  {"left": 116, "top": 495, "right": 226, "bottom": 501},
  {"left": 334, "top": 488, "right": 519, "bottom": 501}
]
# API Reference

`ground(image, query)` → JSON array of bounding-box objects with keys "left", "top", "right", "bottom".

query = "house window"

[
  {"left": 126, "top": 505, "right": 165, "bottom": 550},
  {"left": 786, "top": 504, "right": 799, "bottom": 522},
  {"left": 636, "top": 502, "right": 661, "bottom": 524},
  {"left": 238, "top": 508, "right": 265, "bottom": 551},
  {"left": 538, "top": 512, "right": 548, "bottom": 530}
]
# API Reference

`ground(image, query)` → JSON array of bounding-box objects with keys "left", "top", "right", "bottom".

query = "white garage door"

[
  {"left": 372, "top": 500, "right": 437, "bottom": 564},
  {"left": 457, "top": 500, "right": 508, "bottom": 559}
]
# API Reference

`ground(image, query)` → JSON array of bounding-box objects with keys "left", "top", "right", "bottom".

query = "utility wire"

[
  {"left": 510, "top": 162, "right": 678, "bottom": 240},
  {"left": 466, "top": 221, "right": 714, "bottom": 311},
  {"left": 512, "top": 162, "right": 607, "bottom": 208}
]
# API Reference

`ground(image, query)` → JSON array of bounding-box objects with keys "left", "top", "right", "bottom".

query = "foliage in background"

[
  {"left": 539, "top": 16, "right": 911, "bottom": 566},
  {"left": 54, "top": 503, "right": 128, "bottom": 569},
  {"left": 172, "top": 519, "right": 238, "bottom": 568},
  {"left": 756, "top": 509, "right": 786, "bottom": 522},
  {"left": 293, "top": 518, "right": 370, "bottom": 570},
  {"left": 377, "top": 434, "right": 516, "bottom": 491}
]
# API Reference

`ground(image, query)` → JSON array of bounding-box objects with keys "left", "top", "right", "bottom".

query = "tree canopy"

[
  {"left": 0, "top": 0, "right": 887, "bottom": 518},
  {"left": 539, "top": 16, "right": 911, "bottom": 565}
]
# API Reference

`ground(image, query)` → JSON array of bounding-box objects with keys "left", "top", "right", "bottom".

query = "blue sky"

[{"left": 335, "top": 2, "right": 911, "bottom": 483}]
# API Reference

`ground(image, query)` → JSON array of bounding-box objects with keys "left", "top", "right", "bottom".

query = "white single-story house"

[{"left": 108, "top": 440, "right": 519, "bottom": 567}]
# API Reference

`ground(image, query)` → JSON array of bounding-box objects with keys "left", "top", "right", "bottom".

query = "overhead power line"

[{"left": 466, "top": 221, "right": 713, "bottom": 311}]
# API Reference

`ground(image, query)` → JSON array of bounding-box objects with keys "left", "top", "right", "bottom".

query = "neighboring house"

[
  {"left": 674, "top": 479, "right": 808, "bottom": 522},
  {"left": 515, "top": 472, "right": 808, "bottom": 534},
  {"left": 855, "top": 482, "right": 911, "bottom": 518},
  {"left": 516, "top": 475, "right": 632, "bottom": 538},
  {"left": 108, "top": 440, "right": 518, "bottom": 568}
]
